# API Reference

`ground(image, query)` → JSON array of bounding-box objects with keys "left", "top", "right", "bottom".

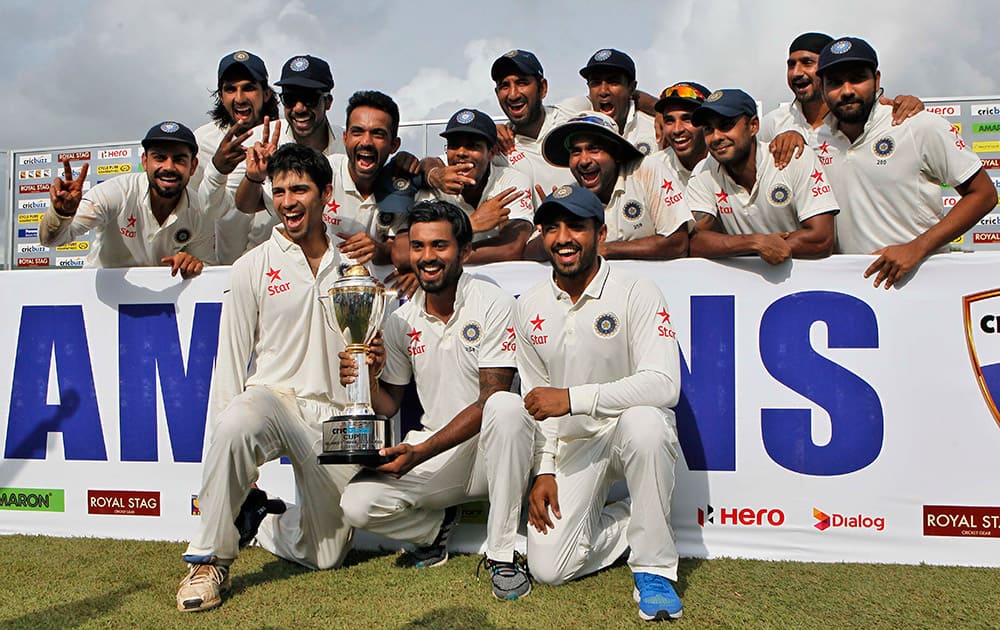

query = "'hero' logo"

[{"left": 697, "top": 504, "right": 785, "bottom": 527}]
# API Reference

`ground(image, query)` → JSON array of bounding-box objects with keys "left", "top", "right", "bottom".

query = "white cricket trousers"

[
  {"left": 340, "top": 391, "right": 535, "bottom": 561},
  {"left": 527, "top": 405, "right": 680, "bottom": 585},
  {"left": 184, "top": 386, "right": 357, "bottom": 570}
]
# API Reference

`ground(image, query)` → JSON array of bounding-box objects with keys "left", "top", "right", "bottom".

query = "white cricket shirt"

[{"left": 603, "top": 157, "right": 695, "bottom": 242}]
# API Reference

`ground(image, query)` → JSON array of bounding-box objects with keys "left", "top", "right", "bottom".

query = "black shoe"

[
  {"left": 235, "top": 488, "right": 286, "bottom": 549},
  {"left": 410, "top": 506, "right": 460, "bottom": 568}
]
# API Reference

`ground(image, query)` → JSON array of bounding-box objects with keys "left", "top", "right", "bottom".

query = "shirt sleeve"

[
  {"left": 209, "top": 255, "right": 260, "bottom": 425},
  {"left": 915, "top": 112, "right": 985, "bottom": 188},
  {"left": 567, "top": 278, "right": 681, "bottom": 418},
  {"left": 640, "top": 159, "right": 695, "bottom": 236},
  {"left": 684, "top": 167, "right": 719, "bottom": 217},
  {"left": 478, "top": 287, "right": 517, "bottom": 369},
  {"left": 39, "top": 179, "right": 116, "bottom": 247},
  {"left": 379, "top": 311, "right": 413, "bottom": 387},
  {"left": 497, "top": 168, "right": 535, "bottom": 224},
  {"left": 514, "top": 296, "right": 558, "bottom": 475}
]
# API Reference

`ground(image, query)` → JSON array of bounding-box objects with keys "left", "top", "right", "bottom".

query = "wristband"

[{"left": 245, "top": 173, "right": 266, "bottom": 185}]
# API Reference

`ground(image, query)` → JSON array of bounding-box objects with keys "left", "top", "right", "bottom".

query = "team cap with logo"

[
  {"left": 141, "top": 121, "right": 199, "bottom": 156},
  {"left": 654, "top": 81, "right": 712, "bottom": 114},
  {"left": 691, "top": 89, "right": 759, "bottom": 127},
  {"left": 491, "top": 49, "right": 544, "bottom": 81},
  {"left": 579, "top": 48, "right": 636, "bottom": 81},
  {"left": 535, "top": 184, "right": 605, "bottom": 225},
  {"left": 817, "top": 37, "right": 879, "bottom": 75},
  {"left": 439, "top": 109, "right": 498, "bottom": 146},
  {"left": 217, "top": 50, "right": 268, "bottom": 84},
  {"left": 275, "top": 55, "right": 335, "bottom": 90},
  {"left": 541, "top": 111, "right": 644, "bottom": 167},
  {"left": 374, "top": 167, "right": 421, "bottom": 214}
]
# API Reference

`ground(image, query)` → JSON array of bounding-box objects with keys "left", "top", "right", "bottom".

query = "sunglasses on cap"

[
  {"left": 280, "top": 91, "right": 328, "bottom": 108},
  {"left": 661, "top": 83, "right": 708, "bottom": 101}
]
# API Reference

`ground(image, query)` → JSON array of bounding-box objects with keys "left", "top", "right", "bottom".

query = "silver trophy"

[{"left": 317, "top": 264, "right": 398, "bottom": 465}]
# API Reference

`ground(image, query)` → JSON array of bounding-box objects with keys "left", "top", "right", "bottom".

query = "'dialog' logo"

[{"left": 963, "top": 289, "right": 1000, "bottom": 429}]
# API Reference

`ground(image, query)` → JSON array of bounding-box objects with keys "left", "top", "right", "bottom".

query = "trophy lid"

[
  {"left": 329, "top": 263, "right": 383, "bottom": 294},
  {"left": 342, "top": 264, "right": 371, "bottom": 278}
]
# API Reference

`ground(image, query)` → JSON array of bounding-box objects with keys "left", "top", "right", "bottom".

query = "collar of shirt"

[
  {"left": 621, "top": 101, "right": 640, "bottom": 137},
  {"left": 138, "top": 176, "right": 192, "bottom": 229},
  {"left": 412, "top": 270, "right": 471, "bottom": 324},
  {"left": 547, "top": 256, "right": 611, "bottom": 303}
]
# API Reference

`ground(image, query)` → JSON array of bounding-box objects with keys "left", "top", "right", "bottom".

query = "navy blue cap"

[
  {"left": 141, "top": 121, "right": 198, "bottom": 156},
  {"left": 440, "top": 108, "right": 498, "bottom": 146},
  {"left": 491, "top": 49, "right": 544, "bottom": 81},
  {"left": 692, "top": 89, "right": 759, "bottom": 127},
  {"left": 541, "top": 111, "right": 644, "bottom": 167},
  {"left": 579, "top": 48, "right": 636, "bottom": 81},
  {"left": 275, "top": 55, "right": 334, "bottom": 90},
  {"left": 655, "top": 81, "right": 712, "bottom": 114},
  {"left": 217, "top": 50, "right": 268, "bottom": 84},
  {"left": 374, "top": 162, "right": 421, "bottom": 215},
  {"left": 818, "top": 37, "right": 879, "bottom": 75},
  {"left": 535, "top": 184, "right": 605, "bottom": 224}
]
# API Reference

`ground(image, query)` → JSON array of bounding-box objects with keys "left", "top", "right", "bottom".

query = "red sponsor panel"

[
  {"left": 973, "top": 232, "right": 1000, "bottom": 243},
  {"left": 87, "top": 490, "right": 161, "bottom": 516},
  {"left": 17, "top": 257, "right": 49, "bottom": 267},
  {"left": 57, "top": 151, "right": 92, "bottom": 161},
  {"left": 18, "top": 183, "right": 50, "bottom": 194},
  {"left": 923, "top": 505, "right": 1000, "bottom": 537},
  {"left": 982, "top": 158, "right": 1000, "bottom": 170}
]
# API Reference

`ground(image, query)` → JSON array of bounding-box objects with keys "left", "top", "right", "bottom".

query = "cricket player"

[
  {"left": 177, "top": 143, "right": 355, "bottom": 612},
  {"left": 686, "top": 89, "right": 838, "bottom": 263},
  {"left": 339, "top": 200, "right": 535, "bottom": 601},
  {"left": 485, "top": 184, "right": 684, "bottom": 621}
]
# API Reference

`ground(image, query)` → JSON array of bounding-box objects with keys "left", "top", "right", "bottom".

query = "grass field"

[{"left": 0, "top": 534, "right": 997, "bottom": 629}]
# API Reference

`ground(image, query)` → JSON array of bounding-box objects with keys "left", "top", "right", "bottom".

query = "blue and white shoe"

[{"left": 632, "top": 572, "right": 683, "bottom": 621}]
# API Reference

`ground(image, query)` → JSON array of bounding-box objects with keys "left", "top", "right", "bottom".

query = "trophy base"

[{"left": 318, "top": 413, "right": 396, "bottom": 467}]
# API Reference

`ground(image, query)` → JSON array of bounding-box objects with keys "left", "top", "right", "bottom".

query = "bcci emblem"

[
  {"left": 873, "top": 137, "right": 895, "bottom": 158},
  {"left": 636, "top": 142, "right": 651, "bottom": 155},
  {"left": 553, "top": 185, "right": 573, "bottom": 199},
  {"left": 622, "top": 200, "right": 644, "bottom": 221},
  {"left": 594, "top": 313, "right": 619, "bottom": 337},
  {"left": 393, "top": 177, "right": 409, "bottom": 191},
  {"left": 174, "top": 228, "right": 191, "bottom": 244},
  {"left": 378, "top": 212, "right": 393, "bottom": 227},
  {"left": 831, "top": 40, "right": 852, "bottom": 54},
  {"left": 234, "top": 51, "right": 250, "bottom": 62},
  {"left": 769, "top": 184, "right": 791, "bottom": 206},
  {"left": 964, "top": 289, "right": 1000, "bottom": 429},
  {"left": 160, "top": 122, "right": 179, "bottom": 133},
  {"left": 707, "top": 90, "right": 724, "bottom": 102},
  {"left": 461, "top": 321, "right": 482, "bottom": 345},
  {"left": 504, "top": 50, "right": 519, "bottom": 58},
  {"left": 456, "top": 110, "right": 476, "bottom": 124},
  {"left": 594, "top": 49, "right": 613, "bottom": 62},
  {"left": 290, "top": 57, "right": 309, "bottom": 72}
]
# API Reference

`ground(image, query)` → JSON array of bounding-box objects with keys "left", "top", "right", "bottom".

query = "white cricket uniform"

[
  {"left": 38, "top": 172, "right": 216, "bottom": 267},
  {"left": 340, "top": 273, "right": 534, "bottom": 560},
  {"left": 603, "top": 157, "right": 695, "bottom": 242},
  {"left": 320, "top": 154, "right": 407, "bottom": 242},
  {"left": 652, "top": 148, "right": 697, "bottom": 188},
  {"left": 759, "top": 101, "right": 822, "bottom": 145},
  {"left": 184, "top": 224, "right": 356, "bottom": 570},
  {"left": 560, "top": 96, "right": 658, "bottom": 156},
  {"left": 493, "top": 106, "right": 575, "bottom": 206},
  {"left": 204, "top": 118, "right": 346, "bottom": 261},
  {"left": 815, "top": 105, "right": 984, "bottom": 254},
  {"left": 194, "top": 121, "right": 262, "bottom": 265},
  {"left": 504, "top": 259, "right": 682, "bottom": 584},
  {"left": 685, "top": 140, "right": 838, "bottom": 235},
  {"left": 415, "top": 164, "right": 534, "bottom": 241}
]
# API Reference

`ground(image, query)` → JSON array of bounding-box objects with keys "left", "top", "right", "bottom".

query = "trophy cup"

[{"left": 317, "top": 265, "right": 398, "bottom": 465}]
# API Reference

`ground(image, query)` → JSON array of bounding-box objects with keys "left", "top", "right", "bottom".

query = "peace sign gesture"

[
  {"left": 50, "top": 160, "right": 89, "bottom": 217},
  {"left": 212, "top": 123, "right": 254, "bottom": 175},
  {"left": 245, "top": 116, "right": 281, "bottom": 183}
]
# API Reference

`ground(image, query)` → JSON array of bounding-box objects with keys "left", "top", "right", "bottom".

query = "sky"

[{"left": 1, "top": 0, "right": 998, "bottom": 153}]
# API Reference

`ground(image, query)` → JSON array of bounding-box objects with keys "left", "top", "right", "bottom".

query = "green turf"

[{"left": 0, "top": 535, "right": 997, "bottom": 629}]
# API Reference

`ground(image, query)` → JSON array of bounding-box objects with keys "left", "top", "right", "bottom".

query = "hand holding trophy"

[{"left": 317, "top": 264, "right": 398, "bottom": 465}]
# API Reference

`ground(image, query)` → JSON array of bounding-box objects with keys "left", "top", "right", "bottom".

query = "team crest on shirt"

[
  {"left": 594, "top": 313, "right": 620, "bottom": 337},
  {"left": 160, "top": 122, "right": 179, "bottom": 133},
  {"left": 461, "top": 321, "right": 482, "bottom": 348},
  {"left": 636, "top": 142, "right": 652, "bottom": 155},
  {"left": 622, "top": 200, "right": 644, "bottom": 221},
  {"left": 594, "top": 49, "right": 613, "bottom": 62},
  {"left": 174, "top": 228, "right": 191, "bottom": 244},
  {"left": 830, "top": 40, "right": 852, "bottom": 54},
  {"left": 769, "top": 184, "right": 791, "bottom": 206},
  {"left": 233, "top": 51, "right": 250, "bottom": 62},
  {"left": 456, "top": 110, "right": 476, "bottom": 124},
  {"left": 290, "top": 57, "right": 309, "bottom": 72},
  {"left": 873, "top": 136, "right": 896, "bottom": 159}
]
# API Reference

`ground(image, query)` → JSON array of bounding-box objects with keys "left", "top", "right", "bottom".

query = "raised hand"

[
  {"left": 50, "top": 160, "right": 89, "bottom": 217},
  {"left": 245, "top": 117, "right": 281, "bottom": 183},
  {"left": 212, "top": 124, "right": 254, "bottom": 175},
  {"left": 469, "top": 187, "right": 523, "bottom": 233}
]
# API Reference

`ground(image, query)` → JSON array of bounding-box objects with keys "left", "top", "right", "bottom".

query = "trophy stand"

[{"left": 317, "top": 265, "right": 397, "bottom": 466}]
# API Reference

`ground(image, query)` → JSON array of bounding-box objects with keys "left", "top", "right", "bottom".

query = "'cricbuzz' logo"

[{"left": 0, "top": 487, "right": 65, "bottom": 512}]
